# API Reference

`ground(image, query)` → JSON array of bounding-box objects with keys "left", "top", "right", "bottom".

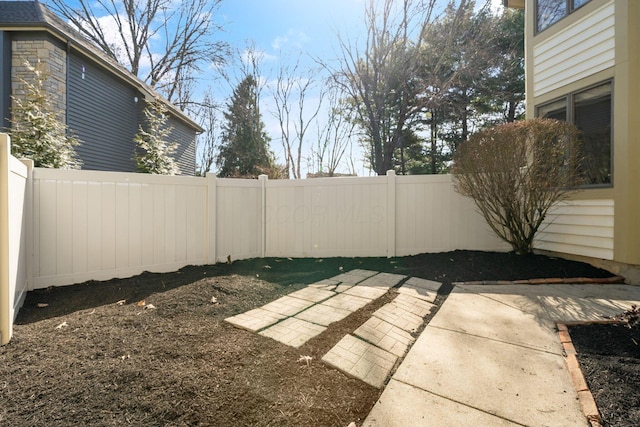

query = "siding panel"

[
  {"left": 167, "top": 117, "right": 196, "bottom": 176},
  {"left": 533, "top": 1, "right": 615, "bottom": 96},
  {"left": 67, "top": 52, "right": 139, "bottom": 172},
  {"left": 534, "top": 199, "right": 614, "bottom": 260}
]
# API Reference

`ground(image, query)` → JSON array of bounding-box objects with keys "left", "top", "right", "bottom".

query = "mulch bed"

[
  {"left": 570, "top": 323, "right": 640, "bottom": 427},
  {"left": 0, "top": 250, "right": 618, "bottom": 426}
]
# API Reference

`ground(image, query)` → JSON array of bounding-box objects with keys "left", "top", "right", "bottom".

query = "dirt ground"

[
  {"left": 0, "top": 250, "right": 616, "bottom": 426},
  {"left": 570, "top": 323, "right": 640, "bottom": 427}
]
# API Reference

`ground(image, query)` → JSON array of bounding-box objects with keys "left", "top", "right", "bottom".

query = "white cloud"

[{"left": 271, "top": 29, "right": 311, "bottom": 51}]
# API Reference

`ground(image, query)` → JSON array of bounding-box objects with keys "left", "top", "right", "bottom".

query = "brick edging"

[
  {"left": 453, "top": 276, "right": 625, "bottom": 286},
  {"left": 556, "top": 321, "right": 622, "bottom": 427}
]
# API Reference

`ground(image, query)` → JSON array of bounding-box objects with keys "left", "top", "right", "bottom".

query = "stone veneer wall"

[{"left": 11, "top": 39, "right": 67, "bottom": 122}]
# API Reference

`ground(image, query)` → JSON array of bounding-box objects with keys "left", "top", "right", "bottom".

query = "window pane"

[
  {"left": 574, "top": 83, "right": 612, "bottom": 185},
  {"left": 538, "top": 98, "right": 567, "bottom": 121},
  {"left": 572, "top": 0, "right": 590, "bottom": 11},
  {"left": 537, "top": 0, "right": 567, "bottom": 32}
]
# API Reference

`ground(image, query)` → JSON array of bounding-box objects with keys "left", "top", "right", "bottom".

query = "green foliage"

[
  {"left": 9, "top": 61, "right": 81, "bottom": 169},
  {"left": 134, "top": 100, "right": 179, "bottom": 175},
  {"left": 452, "top": 119, "right": 583, "bottom": 255},
  {"left": 216, "top": 75, "right": 273, "bottom": 178}
]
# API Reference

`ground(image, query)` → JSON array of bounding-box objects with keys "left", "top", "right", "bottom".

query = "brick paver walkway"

[{"left": 225, "top": 270, "right": 442, "bottom": 388}]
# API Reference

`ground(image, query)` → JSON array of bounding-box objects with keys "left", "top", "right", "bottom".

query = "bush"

[
  {"left": 9, "top": 60, "right": 81, "bottom": 169},
  {"left": 134, "top": 100, "right": 179, "bottom": 175},
  {"left": 452, "top": 118, "right": 583, "bottom": 254}
]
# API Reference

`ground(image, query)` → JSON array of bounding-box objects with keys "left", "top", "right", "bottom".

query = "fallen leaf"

[
  {"left": 143, "top": 304, "right": 156, "bottom": 310},
  {"left": 55, "top": 321, "right": 68, "bottom": 330},
  {"left": 136, "top": 300, "right": 146, "bottom": 307},
  {"left": 115, "top": 299, "right": 126, "bottom": 306},
  {"left": 297, "top": 355, "right": 313, "bottom": 366},
  {"left": 37, "top": 303, "right": 49, "bottom": 308}
]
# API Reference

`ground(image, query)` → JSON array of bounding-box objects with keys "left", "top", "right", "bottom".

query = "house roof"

[{"left": 0, "top": 0, "right": 203, "bottom": 133}]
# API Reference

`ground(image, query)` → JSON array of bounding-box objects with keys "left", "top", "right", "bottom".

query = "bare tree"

[
  {"left": 311, "top": 89, "right": 355, "bottom": 176},
  {"left": 47, "top": 0, "right": 228, "bottom": 105},
  {"left": 270, "top": 60, "right": 324, "bottom": 179},
  {"left": 328, "top": 0, "right": 470, "bottom": 175},
  {"left": 195, "top": 91, "right": 220, "bottom": 176}
]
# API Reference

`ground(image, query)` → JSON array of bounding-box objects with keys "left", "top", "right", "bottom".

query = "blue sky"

[
  {"left": 49, "top": 0, "right": 505, "bottom": 176},
  {"left": 209, "top": 0, "right": 505, "bottom": 175}
]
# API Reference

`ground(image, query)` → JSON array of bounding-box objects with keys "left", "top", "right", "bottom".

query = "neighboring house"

[
  {"left": 0, "top": 1, "right": 202, "bottom": 175},
  {"left": 505, "top": 0, "right": 639, "bottom": 281}
]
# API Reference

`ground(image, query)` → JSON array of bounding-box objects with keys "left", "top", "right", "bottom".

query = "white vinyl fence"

[
  {"left": 1, "top": 135, "right": 31, "bottom": 344},
  {"left": 30, "top": 169, "right": 507, "bottom": 289},
  {"left": 1, "top": 133, "right": 512, "bottom": 343}
]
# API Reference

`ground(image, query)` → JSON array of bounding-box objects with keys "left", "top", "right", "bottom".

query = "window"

[
  {"left": 537, "top": 81, "right": 612, "bottom": 186},
  {"left": 537, "top": 0, "right": 591, "bottom": 32}
]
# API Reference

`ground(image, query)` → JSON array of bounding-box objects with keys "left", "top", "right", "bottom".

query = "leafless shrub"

[{"left": 452, "top": 118, "right": 583, "bottom": 254}]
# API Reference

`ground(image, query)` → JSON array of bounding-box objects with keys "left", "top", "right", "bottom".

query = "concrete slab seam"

[
  {"left": 428, "top": 324, "right": 564, "bottom": 357},
  {"left": 452, "top": 276, "right": 625, "bottom": 286},
  {"left": 391, "top": 378, "right": 530, "bottom": 427}
]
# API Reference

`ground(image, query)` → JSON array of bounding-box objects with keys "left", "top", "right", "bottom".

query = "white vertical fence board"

[
  {"left": 71, "top": 181, "right": 88, "bottom": 274},
  {"left": 101, "top": 182, "right": 116, "bottom": 270},
  {"left": 128, "top": 183, "right": 142, "bottom": 267},
  {"left": 86, "top": 182, "right": 102, "bottom": 272},
  {"left": 152, "top": 184, "right": 165, "bottom": 265},
  {"left": 115, "top": 183, "right": 129, "bottom": 269},
  {"left": 55, "top": 180, "right": 73, "bottom": 275},
  {"left": 175, "top": 186, "right": 187, "bottom": 262},
  {"left": 38, "top": 180, "right": 57, "bottom": 277},
  {"left": 140, "top": 183, "right": 154, "bottom": 267}
]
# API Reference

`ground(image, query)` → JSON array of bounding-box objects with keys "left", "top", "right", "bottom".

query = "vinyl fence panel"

[
  {"left": 31, "top": 169, "right": 208, "bottom": 288},
  {"left": 214, "top": 177, "right": 264, "bottom": 263},
  {"left": 265, "top": 175, "right": 390, "bottom": 257},
  {"left": 395, "top": 175, "right": 509, "bottom": 255}
]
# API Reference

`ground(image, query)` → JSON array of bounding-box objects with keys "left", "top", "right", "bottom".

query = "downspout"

[{"left": 66, "top": 40, "right": 71, "bottom": 127}]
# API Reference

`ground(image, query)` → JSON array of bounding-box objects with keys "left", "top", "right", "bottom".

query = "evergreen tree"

[
  {"left": 9, "top": 60, "right": 81, "bottom": 169},
  {"left": 134, "top": 100, "right": 180, "bottom": 175},
  {"left": 216, "top": 75, "right": 272, "bottom": 178}
]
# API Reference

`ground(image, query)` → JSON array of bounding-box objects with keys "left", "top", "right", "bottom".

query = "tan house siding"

[
  {"left": 535, "top": 200, "right": 614, "bottom": 260},
  {"left": 520, "top": 0, "right": 640, "bottom": 279},
  {"left": 612, "top": 0, "right": 640, "bottom": 267},
  {"left": 533, "top": 1, "right": 615, "bottom": 97},
  {"left": 11, "top": 38, "right": 67, "bottom": 122}
]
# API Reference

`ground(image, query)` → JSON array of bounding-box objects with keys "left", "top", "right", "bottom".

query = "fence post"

[
  {"left": 21, "top": 159, "right": 34, "bottom": 291},
  {"left": 0, "top": 134, "right": 11, "bottom": 344},
  {"left": 206, "top": 173, "right": 217, "bottom": 265},
  {"left": 386, "top": 170, "right": 396, "bottom": 258},
  {"left": 259, "top": 174, "right": 268, "bottom": 258}
]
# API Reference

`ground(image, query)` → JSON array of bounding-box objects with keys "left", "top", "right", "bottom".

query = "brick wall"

[{"left": 11, "top": 39, "right": 67, "bottom": 122}]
